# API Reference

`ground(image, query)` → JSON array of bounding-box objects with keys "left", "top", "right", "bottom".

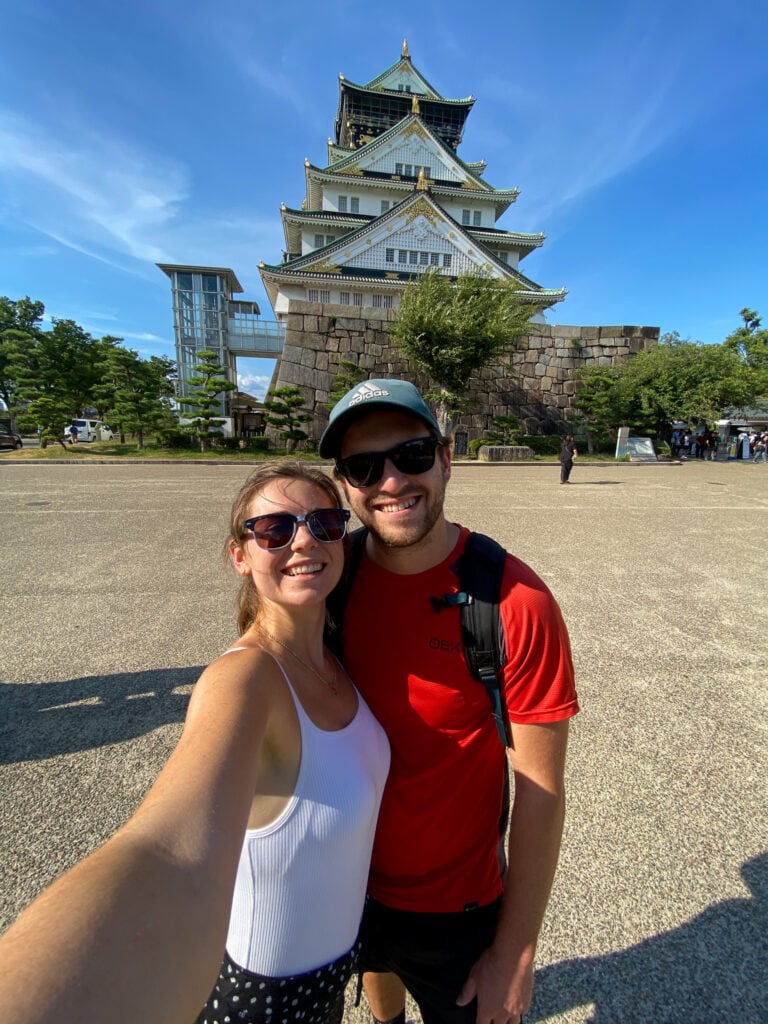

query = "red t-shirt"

[{"left": 342, "top": 527, "right": 578, "bottom": 912}]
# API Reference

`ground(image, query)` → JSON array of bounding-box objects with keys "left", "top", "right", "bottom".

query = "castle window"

[
  {"left": 409, "top": 251, "right": 418, "bottom": 264},
  {"left": 461, "top": 210, "right": 471, "bottom": 225},
  {"left": 350, "top": 197, "right": 359, "bottom": 213},
  {"left": 339, "top": 292, "right": 350, "bottom": 305},
  {"left": 473, "top": 211, "right": 481, "bottom": 227},
  {"left": 353, "top": 293, "right": 364, "bottom": 306},
  {"left": 372, "top": 294, "right": 383, "bottom": 308},
  {"left": 496, "top": 251, "right": 508, "bottom": 264},
  {"left": 385, "top": 248, "right": 395, "bottom": 262},
  {"left": 308, "top": 289, "right": 319, "bottom": 302},
  {"left": 383, "top": 295, "right": 394, "bottom": 308},
  {"left": 398, "top": 250, "right": 408, "bottom": 264},
  {"left": 314, "top": 234, "right": 324, "bottom": 248},
  {"left": 443, "top": 254, "right": 452, "bottom": 268},
  {"left": 320, "top": 290, "right": 330, "bottom": 303},
  {"left": 430, "top": 253, "right": 440, "bottom": 265},
  {"left": 338, "top": 195, "right": 348, "bottom": 212},
  {"left": 421, "top": 166, "right": 431, "bottom": 178},
  {"left": 395, "top": 163, "right": 403, "bottom": 175},
  {"left": 326, "top": 235, "right": 336, "bottom": 245},
  {"left": 381, "top": 200, "right": 391, "bottom": 213},
  {"left": 419, "top": 252, "right": 429, "bottom": 265}
]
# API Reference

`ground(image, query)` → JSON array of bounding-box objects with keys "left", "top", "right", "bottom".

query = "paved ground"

[{"left": 1, "top": 459, "right": 766, "bottom": 1023}]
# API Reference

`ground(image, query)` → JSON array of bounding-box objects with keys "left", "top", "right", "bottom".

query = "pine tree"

[
  {"left": 264, "top": 386, "right": 312, "bottom": 451},
  {"left": 178, "top": 350, "right": 235, "bottom": 452}
]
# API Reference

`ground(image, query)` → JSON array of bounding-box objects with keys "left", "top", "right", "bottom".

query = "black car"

[{"left": 0, "top": 427, "right": 24, "bottom": 450}]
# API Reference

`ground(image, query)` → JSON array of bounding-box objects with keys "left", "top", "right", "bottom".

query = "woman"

[
  {"left": 559, "top": 434, "right": 578, "bottom": 484},
  {"left": 0, "top": 462, "right": 389, "bottom": 1024}
]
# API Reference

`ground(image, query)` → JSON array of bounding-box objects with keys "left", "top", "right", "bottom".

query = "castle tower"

[{"left": 259, "top": 43, "right": 565, "bottom": 318}]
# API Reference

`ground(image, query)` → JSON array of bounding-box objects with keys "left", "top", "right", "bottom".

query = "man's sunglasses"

[
  {"left": 335, "top": 436, "right": 441, "bottom": 488},
  {"left": 243, "top": 508, "right": 351, "bottom": 550}
]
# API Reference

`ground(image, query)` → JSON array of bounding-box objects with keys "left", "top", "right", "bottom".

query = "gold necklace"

[{"left": 259, "top": 627, "right": 339, "bottom": 695}]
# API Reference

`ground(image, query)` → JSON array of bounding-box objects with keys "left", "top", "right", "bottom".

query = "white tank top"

[{"left": 225, "top": 658, "right": 390, "bottom": 976}]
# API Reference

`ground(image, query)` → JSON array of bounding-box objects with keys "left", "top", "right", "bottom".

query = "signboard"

[
  {"left": 626, "top": 437, "right": 657, "bottom": 461},
  {"left": 615, "top": 432, "right": 657, "bottom": 461}
]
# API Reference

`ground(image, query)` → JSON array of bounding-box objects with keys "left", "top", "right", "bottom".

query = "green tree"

[
  {"left": 392, "top": 268, "right": 535, "bottom": 432},
  {"left": 571, "top": 328, "right": 757, "bottom": 441},
  {"left": 486, "top": 415, "right": 520, "bottom": 444},
  {"left": 264, "top": 386, "right": 312, "bottom": 451},
  {"left": 178, "top": 350, "right": 235, "bottom": 451},
  {"left": 0, "top": 296, "right": 45, "bottom": 430},
  {"left": 96, "top": 346, "right": 177, "bottom": 449},
  {"left": 723, "top": 308, "right": 768, "bottom": 393},
  {"left": 328, "top": 360, "right": 366, "bottom": 408}
]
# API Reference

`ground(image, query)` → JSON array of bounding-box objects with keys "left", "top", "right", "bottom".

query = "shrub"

[
  {"left": 518, "top": 435, "right": 562, "bottom": 456},
  {"left": 469, "top": 438, "right": 493, "bottom": 459},
  {"left": 154, "top": 428, "right": 194, "bottom": 449}
]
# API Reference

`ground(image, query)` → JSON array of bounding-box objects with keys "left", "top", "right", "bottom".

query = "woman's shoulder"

[{"left": 187, "top": 644, "right": 287, "bottom": 719}]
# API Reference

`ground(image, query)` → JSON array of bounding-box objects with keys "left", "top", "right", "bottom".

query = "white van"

[{"left": 64, "top": 419, "right": 115, "bottom": 442}]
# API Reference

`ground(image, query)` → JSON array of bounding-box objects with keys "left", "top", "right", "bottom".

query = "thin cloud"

[{"left": 0, "top": 111, "right": 187, "bottom": 264}]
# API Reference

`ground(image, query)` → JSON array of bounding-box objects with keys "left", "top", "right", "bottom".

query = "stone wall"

[{"left": 272, "top": 300, "right": 659, "bottom": 441}]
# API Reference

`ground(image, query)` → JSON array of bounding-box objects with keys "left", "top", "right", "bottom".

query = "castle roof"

[{"left": 261, "top": 190, "right": 565, "bottom": 309}]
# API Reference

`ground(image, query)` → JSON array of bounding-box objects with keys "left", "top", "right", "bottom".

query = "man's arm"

[{"left": 457, "top": 719, "right": 570, "bottom": 1023}]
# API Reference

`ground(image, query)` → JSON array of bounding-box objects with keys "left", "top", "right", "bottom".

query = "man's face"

[{"left": 337, "top": 410, "right": 451, "bottom": 551}]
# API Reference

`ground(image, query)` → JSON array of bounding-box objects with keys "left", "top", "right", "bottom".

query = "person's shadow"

[
  {"left": 0, "top": 667, "right": 202, "bottom": 763},
  {"left": 530, "top": 853, "right": 767, "bottom": 1022}
]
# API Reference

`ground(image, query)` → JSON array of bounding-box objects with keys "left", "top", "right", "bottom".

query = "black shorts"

[
  {"left": 196, "top": 942, "right": 359, "bottom": 1024},
  {"left": 358, "top": 897, "right": 501, "bottom": 1024}
]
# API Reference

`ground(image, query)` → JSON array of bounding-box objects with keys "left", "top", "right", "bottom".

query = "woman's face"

[{"left": 230, "top": 478, "right": 345, "bottom": 612}]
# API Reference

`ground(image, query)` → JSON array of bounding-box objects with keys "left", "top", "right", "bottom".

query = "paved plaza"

[{"left": 1, "top": 459, "right": 766, "bottom": 1022}]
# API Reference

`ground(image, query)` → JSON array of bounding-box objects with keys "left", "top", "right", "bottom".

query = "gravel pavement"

[{"left": 1, "top": 459, "right": 766, "bottom": 1023}]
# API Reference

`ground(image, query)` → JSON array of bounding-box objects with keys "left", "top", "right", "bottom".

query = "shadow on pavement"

[
  {"left": 530, "top": 853, "right": 767, "bottom": 1023},
  {"left": 0, "top": 666, "right": 202, "bottom": 763}
]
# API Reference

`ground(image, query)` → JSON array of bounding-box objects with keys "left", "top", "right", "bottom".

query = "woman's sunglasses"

[
  {"left": 243, "top": 508, "right": 351, "bottom": 550},
  {"left": 335, "top": 436, "right": 440, "bottom": 488}
]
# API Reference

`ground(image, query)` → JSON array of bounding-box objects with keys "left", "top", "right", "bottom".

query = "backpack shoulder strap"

[
  {"left": 458, "top": 532, "right": 510, "bottom": 747},
  {"left": 324, "top": 526, "right": 368, "bottom": 657}
]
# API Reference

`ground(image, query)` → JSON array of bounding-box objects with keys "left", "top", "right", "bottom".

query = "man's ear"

[{"left": 440, "top": 441, "right": 452, "bottom": 482}]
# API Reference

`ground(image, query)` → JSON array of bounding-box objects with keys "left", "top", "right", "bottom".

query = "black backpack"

[{"left": 325, "top": 527, "right": 510, "bottom": 747}]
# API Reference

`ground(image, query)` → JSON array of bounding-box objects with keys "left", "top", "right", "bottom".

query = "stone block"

[{"left": 534, "top": 364, "right": 546, "bottom": 377}]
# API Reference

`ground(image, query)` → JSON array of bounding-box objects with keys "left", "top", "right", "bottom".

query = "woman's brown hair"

[{"left": 227, "top": 462, "right": 345, "bottom": 635}]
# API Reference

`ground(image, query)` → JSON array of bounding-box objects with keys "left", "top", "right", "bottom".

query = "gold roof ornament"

[
  {"left": 301, "top": 198, "right": 307, "bottom": 209},
  {"left": 402, "top": 38, "right": 410, "bottom": 58},
  {"left": 417, "top": 168, "right": 429, "bottom": 191},
  {"left": 411, "top": 93, "right": 420, "bottom": 115}
]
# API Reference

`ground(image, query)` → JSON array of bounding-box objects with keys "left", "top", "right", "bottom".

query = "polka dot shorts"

[{"left": 195, "top": 942, "right": 359, "bottom": 1024}]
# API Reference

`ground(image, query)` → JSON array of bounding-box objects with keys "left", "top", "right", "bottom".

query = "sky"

[{"left": 1, "top": 0, "right": 766, "bottom": 400}]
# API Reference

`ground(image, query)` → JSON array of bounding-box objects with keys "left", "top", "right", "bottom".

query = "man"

[
  {"left": 319, "top": 379, "right": 579, "bottom": 1024},
  {"left": 558, "top": 434, "right": 577, "bottom": 484}
]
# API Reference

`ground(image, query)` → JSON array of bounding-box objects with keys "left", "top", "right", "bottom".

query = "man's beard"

[{"left": 353, "top": 480, "right": 446, "bottom": 551}]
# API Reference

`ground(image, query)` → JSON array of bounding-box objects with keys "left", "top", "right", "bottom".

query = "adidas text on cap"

[{"left": 319, "top": 379, "right": 441, "bottom": 458}]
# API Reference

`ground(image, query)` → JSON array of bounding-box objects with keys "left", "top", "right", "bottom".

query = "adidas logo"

[{"left": 349, "top": 382, "right": 390, "bottom": 406}]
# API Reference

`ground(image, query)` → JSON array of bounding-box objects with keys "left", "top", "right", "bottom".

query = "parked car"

[
  {"left": 0, "top": 427, "right": 24, "bottom": 450},
  {"left": 64, "top": 419, "right": 115, "bottom": 442}
]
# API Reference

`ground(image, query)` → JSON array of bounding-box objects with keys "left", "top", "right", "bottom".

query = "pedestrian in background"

[{"left": 559, "top": 434, "right": 578, "bottom": 484}]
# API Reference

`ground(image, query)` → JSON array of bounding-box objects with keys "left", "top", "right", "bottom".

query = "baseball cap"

[{"left": 319, "top": 378, "right": 441, "bottom": 458}]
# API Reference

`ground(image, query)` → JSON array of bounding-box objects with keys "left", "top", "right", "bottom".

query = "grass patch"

[{"left": 1, "top": 441, "right": 324, "bottom": 462}]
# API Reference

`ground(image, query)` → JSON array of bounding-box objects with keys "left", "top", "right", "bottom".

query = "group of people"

[
  {"left": 737, "top": 428, "right": 768, "bottom": 462},
  {"left": 0, "top": 379, "right": 579, "bottom": 1024},
  {"left": 670, "top": 428, "right": 718, "bottom": 460}
]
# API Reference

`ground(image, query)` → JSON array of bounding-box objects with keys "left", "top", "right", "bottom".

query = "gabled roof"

[
  {"left": 304, "top": 161, "right": 519, "bottom": 220},
  {"left": 280, "top": 206, "right": 370, "bottom": 255},
  {"left": 361, "top": 45, "right": 446, "bottom": 99},
  {"left": 327, "top": 113, "right": 494, "bottom": 192},
  {"left": 334, "top": 47, "right": 474, "bottom": 150},
  {"left": 259, "top": 190, "right": 565, "bottom": 310}
]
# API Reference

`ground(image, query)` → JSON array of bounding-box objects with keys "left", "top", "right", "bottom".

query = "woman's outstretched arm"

[{"left": 0, "top": 654, "right": 273, "bottom": 1024}]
